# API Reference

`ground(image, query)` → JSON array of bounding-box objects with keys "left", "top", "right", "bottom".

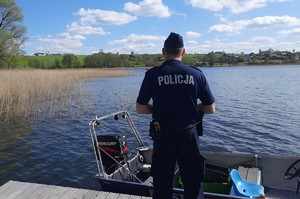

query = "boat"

[{"left": 89, "top": 110, "right": 300, "bottom": 199}]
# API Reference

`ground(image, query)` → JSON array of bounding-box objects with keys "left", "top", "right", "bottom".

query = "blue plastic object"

[{"left": 230, "top": 169, "right": 265, "bottom": 198}]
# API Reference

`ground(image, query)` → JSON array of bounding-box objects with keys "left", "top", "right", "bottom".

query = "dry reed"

[{"left": 0, "top": 68, "right": 129, "bottom": 121}]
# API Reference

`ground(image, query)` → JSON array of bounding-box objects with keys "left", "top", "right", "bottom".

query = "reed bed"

[{"left": 0, "top": 68, "right": 129, "bottom": 121}]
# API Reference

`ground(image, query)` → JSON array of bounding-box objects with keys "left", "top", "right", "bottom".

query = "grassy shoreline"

[{"left": 0, "top": 68, "right": 130, "bottom": 121}]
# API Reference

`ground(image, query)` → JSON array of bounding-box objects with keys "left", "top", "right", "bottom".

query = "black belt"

[{"left": 154, "top": 120, "right": 200, "bottom": 131}]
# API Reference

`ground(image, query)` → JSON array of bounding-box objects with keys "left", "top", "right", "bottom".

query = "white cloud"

[
  {"left": 185, "top": 0, "right": 225, "bottom": 12},
  {"left": 75, "top": 8, "right": 137, "bottom": 25},
  {"left": 36, "top": 33, "right": 86, "bottom": 54},
  {"left": 185, "top": 0, "right": 290, "bottom": 14},
  {"left": 249, "top": 36, "right": 277, "bottom": 43},
  {"left": 209, "top": 24, "right": 243, "bottom": 35},
  {"left": 186, "top": 31, "right": 202, "bottom": 38},
  {"left": 250, "top": 15, "right": 300, "bottom": 27},
  {"left": 124, "top": 0, "right": 171, "bottom": 17},
  {"left": 185, "top": 40, "right": 198, "bottom": 47},
  {"left": 186, "top": 36, "right": 300, "bottom": 54},
  {"left": 278, "top": 28, "right": 300, "bottom": 36},
  {"left": 66, "top": 22, "right": 109, "bottom": 35},
  {"left": 209, "top": 15, "right": 300, "bottom": 34},
  {"left": 29, "top": 8, "right": 138, "bottom": 55},
  {"left": 108, "top": 34, "right": 165, "bottom": 45},
  {"left": 107, "top": 34, "right": 166, "bottom": 53}
]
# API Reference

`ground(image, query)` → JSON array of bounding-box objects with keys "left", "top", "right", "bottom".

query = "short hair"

[{"left": 164, "top": 47, "right": 183, "bottom": 57}]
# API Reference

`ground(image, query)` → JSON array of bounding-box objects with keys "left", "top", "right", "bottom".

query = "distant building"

[{"left": 34, "top": 52, "right": 46, "bottom": 56}]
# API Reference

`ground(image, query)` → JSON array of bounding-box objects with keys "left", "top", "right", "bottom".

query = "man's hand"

[
  {"left": 198, "top": 103, "right": 215, "bottom": 114},
  {"left": 136, "top": 103, "right": 153, "bottom": 114}
]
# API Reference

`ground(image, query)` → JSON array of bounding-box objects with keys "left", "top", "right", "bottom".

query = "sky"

[{"left": 15, "top": 0, "right": 300, "bottom": 55}]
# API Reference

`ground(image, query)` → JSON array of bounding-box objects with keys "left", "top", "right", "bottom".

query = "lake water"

[{"left": 0, "top": 65, "right": 299, "bottom": 190}]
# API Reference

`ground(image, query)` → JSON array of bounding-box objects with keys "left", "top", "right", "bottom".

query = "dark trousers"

[{"left": 151, "top": 127, "right": 205, "bottom": 199}]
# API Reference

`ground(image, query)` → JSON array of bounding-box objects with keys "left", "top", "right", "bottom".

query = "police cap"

[{"left": 164, "top": 32, "right": 184, "bottom": 49}]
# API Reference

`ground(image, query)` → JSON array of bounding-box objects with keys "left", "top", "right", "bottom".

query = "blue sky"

[{"left": 15, "top": 0, "right": 300, "bottom": 55}]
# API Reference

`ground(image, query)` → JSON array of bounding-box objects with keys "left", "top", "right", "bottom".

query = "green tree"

[
  {"left": 205, "top": 51, "right": 215, "bottom": 67},
  {"left": 0, "top": 0, "right": 27, "bottom": 68},
  {"left": 227, "top": 54, "right": 237, "bottom": 66},
  {"left": 27, "top": 58, "right": 40, "bottom": 68},
  {"left": 53, "top": 58, "right": 61, "bottom": 68},
  {"left": 84, "top": 54, "right": 101, "bottom": 68},
  {"left": 238, "top": 52, "right": 246, "bottom": 63},
  {"left": 218, "top": 54, "right": 226, "bottom": 66},
  {"left": 62, "top": 53, "right": 80, "bottom": 68}
]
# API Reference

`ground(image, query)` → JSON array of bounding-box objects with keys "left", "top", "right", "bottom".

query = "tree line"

[
  {"left": 24, "top": 53, "right": 164, "bottom": 69},
  {"left": 10, "top": 50, "right": 300, "bottom": 69},
  {"left": 1, "top": 0, "right": 300, "bottom": 69}
]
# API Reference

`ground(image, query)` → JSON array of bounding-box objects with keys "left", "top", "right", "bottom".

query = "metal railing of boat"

[{"left": 89, "top": 110, "right": 145, "bottom": 179}]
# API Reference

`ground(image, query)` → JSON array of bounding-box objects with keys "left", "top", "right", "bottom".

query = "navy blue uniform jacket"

[{"left": 137, "top": 60, "right": 215, "bottom": 124}]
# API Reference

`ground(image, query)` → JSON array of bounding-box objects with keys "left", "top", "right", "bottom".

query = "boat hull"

[
  {"left": 96, "top": 176, "right": 249, "bottom": 199},
  {"left": 90, "top": 111, "right": 300, "bottom": 199}
]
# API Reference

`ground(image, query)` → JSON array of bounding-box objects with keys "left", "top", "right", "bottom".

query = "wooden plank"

[
  {"left": 0, "top": 181, "right": 16, "bottom": 194},
  {"left": 46, "top": 185, "right": 71, "bottom": 199},
  {"left": 26, "top": 184, "right": 61, "bottom": 199},
  {"left": 0, "top": 180, "right": 152, "bottom": 199},
  {"left": 60, "top": 187, "right": 90, "bottom": 199},
  {"left": 106, "top": 192, "right": 122, "bottom": 199},
  {"left": 93, "top": 190, "right": 110, "bottom": 199},
  {"left": 58, "top": 187, "right": 77, "bottom": 199},
  {"left": 0, "top": 181, "right": 20, "bottom": 198},
  {"left": 81, "top": 189, "right": 99, "bottom": 199},
  {"left": 12, "top": 181, "right": 43, "bottom": 199},
  {"left": 0, "top": 181, "right": 33, "bottom": 199},
  {"left": 117, "top": 193, "right": 131, "bottom": 199},
  {"left": 128, "top": 195, "right": 142, "bottom": 199}
]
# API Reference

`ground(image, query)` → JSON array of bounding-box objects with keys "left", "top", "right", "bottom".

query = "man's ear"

[
  {"left": 181, "top": 48, "right": 186, "bottom": 56},
  {"left": 162, "top": 48, "right": 166, "bottom": 56}
]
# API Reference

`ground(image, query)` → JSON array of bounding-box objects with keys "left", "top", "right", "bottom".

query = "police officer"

[{"left": 136, "top": 32, "right": 215, "bottom": 199}]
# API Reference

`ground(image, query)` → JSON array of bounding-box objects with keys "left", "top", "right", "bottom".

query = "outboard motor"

[{"left": 96, "top": 133, "right": 129, "bottom": 174}]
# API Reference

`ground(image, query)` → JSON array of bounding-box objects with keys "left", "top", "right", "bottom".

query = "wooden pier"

[{"left": 0, "top": 180, "right": 151, "bottom": 199}]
